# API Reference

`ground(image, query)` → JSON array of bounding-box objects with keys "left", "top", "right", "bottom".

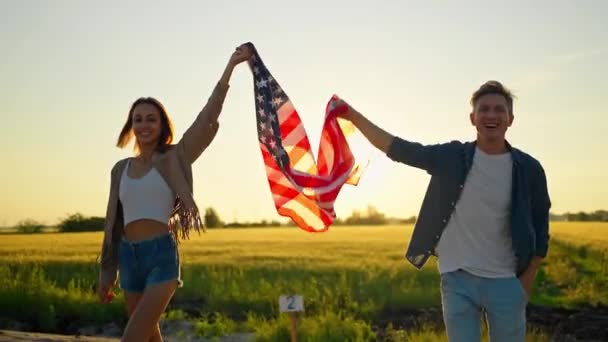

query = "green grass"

[
  {"left": 0, "top": 222, "right": 606, "bottom": 340},
  {"left": 381, "top": 323, "right": 551, "bottom": 342}
]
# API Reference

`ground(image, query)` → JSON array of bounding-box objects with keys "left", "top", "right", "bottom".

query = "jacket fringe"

[{"left": 168, "top": 199, "right": 205, "bottom": 243}]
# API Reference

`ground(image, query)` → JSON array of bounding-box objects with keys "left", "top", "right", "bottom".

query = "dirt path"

[
  {"left": 2, "top": 304, "right": 606, "bottom": 341},
  {"left": 376, "top": 304, "right": 608, "bottom": 341},
  {"left": 0, "top": 329, "right": 254, "bottom": 342},
  {"left": 0, "top": 330, "right": 117, "bottom": 342}
]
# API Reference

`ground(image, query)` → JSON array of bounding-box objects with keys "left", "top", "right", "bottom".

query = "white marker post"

[{"left": 279, "top": 293, "right": 304, "bottom": 342}]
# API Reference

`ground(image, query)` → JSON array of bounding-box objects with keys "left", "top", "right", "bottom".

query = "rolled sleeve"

[{"left": 386, "top": 137, "right": 442, "bottom": 174}]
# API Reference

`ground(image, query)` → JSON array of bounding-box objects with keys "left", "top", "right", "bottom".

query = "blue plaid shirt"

[{"left": 387, "top": 138, "right": 551, "bottom": 276}]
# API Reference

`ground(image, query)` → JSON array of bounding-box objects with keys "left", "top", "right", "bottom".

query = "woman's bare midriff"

[{"left": 123, "top": 219, "right": 170, "bottom": 241}]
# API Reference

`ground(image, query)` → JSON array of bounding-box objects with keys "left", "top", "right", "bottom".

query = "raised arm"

[
  {"left": 336, "top": 100, "right": 394, "bottom": 153},
  {"left": 177, "top": 44, "right": 253, "bottom": 163},
  {"left": 336, "top": 99, "right": 443, "bottom": 174}
]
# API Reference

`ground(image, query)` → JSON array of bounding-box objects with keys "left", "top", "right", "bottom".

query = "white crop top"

[{"left": 119, "top": 159, "right": 175, "bottom": 226}]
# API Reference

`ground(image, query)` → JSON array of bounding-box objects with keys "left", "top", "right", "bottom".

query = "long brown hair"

[{"left": 116, "top": 97, "right": 175, "bottom": 153}]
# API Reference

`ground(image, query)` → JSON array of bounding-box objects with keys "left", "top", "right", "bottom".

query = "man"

[{"left": 336, "top": 81, "right": 551, "bottom": 341}]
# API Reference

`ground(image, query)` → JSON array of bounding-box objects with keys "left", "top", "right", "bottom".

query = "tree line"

[
  {"left": 551, "top": 210, "right": 608, "bottom": 222},
  {"left": 8, "top": 208, "right": 607, "bottom": 233}
]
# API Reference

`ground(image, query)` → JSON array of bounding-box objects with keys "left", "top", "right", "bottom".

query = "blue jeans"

[
  {"left": 440, "top": 270, "right": 527, "bottom": 342},
  {"left": 118, "top": 232, "right": 182, "bottom": 293}
]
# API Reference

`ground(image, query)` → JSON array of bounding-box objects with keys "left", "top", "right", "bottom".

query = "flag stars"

[
  {"left": 268, "top": 139, "right": 277, "bottom": 150},
  {"left": 260, "top": 125, "right": 274, "bottom": 138},
  {"left": 272, "top": 87, "right": 284, "bottom": 96},
  {"left": 272, "top": 97, "right": 282, "bottom": 108},
  {"left": 256, "top": 78, "right": 268, "bottom": 89}
]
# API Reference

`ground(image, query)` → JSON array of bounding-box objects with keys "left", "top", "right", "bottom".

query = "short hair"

[{"left": 470, "top": 80, "right": 515, "bottom": 115}]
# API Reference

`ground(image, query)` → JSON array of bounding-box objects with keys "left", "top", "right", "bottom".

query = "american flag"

[{"left": 246, "top": 43, "right": 364, "bottom": 232}]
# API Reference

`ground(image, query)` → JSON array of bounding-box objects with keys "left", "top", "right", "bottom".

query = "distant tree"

[
  {"left": 223, "top": 219, "right": 283, "bottom": 228},
  {"left": 565, "top": 210, "right": 608, "bottom": 222},
  {"left": 550, "top": 212, "right": 567, "bottom": 221},
  {"left": 365, "top": 205, "right": 387, "bottom": 225},
  {"left": 594, "top": 210, "right": 608, "bottom": 222},
  {"left": 400, "top": 216, "right": 417, "bottom": 224},
  {"left": 58, "top": 213, "right": 105, "bottom": 232},
  {"left": 224, "top": 221, "right": 246, "bottom": 228},
  {"left": 344, "top": 205, "right": 388, "bottom": 225},
  {"left": 15, "top": 219, "right": 45, "bottom": 234},
  {"left": 204, "top": 207, "right": 224, "bottom": 228}
]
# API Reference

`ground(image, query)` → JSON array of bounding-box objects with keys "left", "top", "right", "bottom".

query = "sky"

[{"left": 1, "top": 0, "right": 607, "bottom": 227}]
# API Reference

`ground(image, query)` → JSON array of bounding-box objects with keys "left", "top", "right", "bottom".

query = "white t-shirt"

[{"left": 436, "top": 147, "right": 516, "bottom": 278}]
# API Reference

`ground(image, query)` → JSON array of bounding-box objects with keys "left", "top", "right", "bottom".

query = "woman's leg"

[
  {"left": 124, "top": 291, "right": 142, "bottom": 318},
  {"left": 121, "top": 281, "right": 177, "bottom": 342},
  {"left": 124, "top": 291, "right": 162, "bottom": 342}
]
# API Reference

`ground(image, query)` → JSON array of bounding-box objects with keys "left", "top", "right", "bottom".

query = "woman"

[{"left": 96, "top": 43, "right": 252, "bottom": 342}]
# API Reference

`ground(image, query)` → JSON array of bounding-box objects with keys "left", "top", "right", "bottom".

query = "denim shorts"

[{"left": 118, "top": 232, "right": 183, "bottom": 293}]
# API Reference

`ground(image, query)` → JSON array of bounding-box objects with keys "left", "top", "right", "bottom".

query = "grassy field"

[{"left": 0, "top": 222, "right": 606, "bottom": 341}]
